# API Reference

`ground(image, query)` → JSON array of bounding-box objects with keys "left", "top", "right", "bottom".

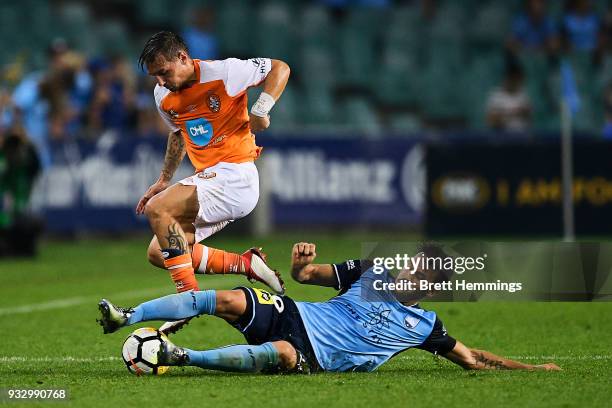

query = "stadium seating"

[
  {"left": 137, "top": 0, "right": 173, "bottom": 27},
  {"left": 300, "top": 4, "right": 337, "bottom": 50},
  {"left": 465, "top": 54, "right": 504, "bottom": 129},
  {"left": 469, "top": 2, "right": 511, "bottom": 47},
  {"left": 341, "top": 96, "right": 383, "bottom": 134},
  {"left": 254, "top": 2, "right": 296, "bottom": 67},
  {"left": 57, "top": 3, "right": 97, "bottom": 54},
  {"left": 217, "top": 0, "right": 253, "bottom": 56},
  {"left": 302, "top": 84, "right": 337, "bottom": 127},
  {"left": 0, "top": 0, "right": 608, "bottom": 135}
]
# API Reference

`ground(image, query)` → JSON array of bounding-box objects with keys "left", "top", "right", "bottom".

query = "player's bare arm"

[
  {"left": 159, "top": 129, "right": 186, "bottom": 183},
  {"left": 443, "top": 339, "right": 560, "bottom": 371},
  {"left": 290, "top": 242, "right": 338, "bottom": 287},
  {"left": 136, "top": 130, "right": 185, "bottom": 214},
  {"left": 249, "top": 59, "right": 291, "bottom": 132}
]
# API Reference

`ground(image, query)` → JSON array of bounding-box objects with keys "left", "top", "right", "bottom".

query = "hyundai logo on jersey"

[{"left": 186, "top": 118, "right": 214, "bottom": 146}]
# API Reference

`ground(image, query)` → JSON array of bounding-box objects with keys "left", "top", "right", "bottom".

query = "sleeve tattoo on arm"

[
  {"left": 161, "top": 131, "right": 185, "bottom": 181},
  {"left": 472, "top": 351, "right": 508, "bottom": 370}
]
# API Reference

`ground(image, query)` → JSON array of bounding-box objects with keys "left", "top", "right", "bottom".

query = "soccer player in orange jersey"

[{"left": 134, "top": 32, "right": 289, "bottom": 329}]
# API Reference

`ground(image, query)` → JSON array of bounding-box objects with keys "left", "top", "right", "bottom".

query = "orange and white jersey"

[{"left": 154, "top": 58, "right": 272, "bottom": 172}]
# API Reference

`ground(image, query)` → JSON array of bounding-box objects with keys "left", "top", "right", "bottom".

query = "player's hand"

[
  {"left": 534, "top": 363, "right": 562, "bottom": 371},
  {"left": 291, "top": 242, "right": 317, "bottom": 274},
  {"left": 136, "top": 179, "right": 170, "bottom": 214},
  {"left": 249, "top": 113, "right": 270, "bottom": 132}
]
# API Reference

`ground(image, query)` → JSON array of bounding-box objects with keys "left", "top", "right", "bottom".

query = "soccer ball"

[{"left": 121, "top": 327, "right": 169, "bottom": 376}]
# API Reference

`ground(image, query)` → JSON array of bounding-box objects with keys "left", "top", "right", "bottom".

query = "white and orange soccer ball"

[{"left": 121, "top": 328, "right": 169, "bottom": 376}]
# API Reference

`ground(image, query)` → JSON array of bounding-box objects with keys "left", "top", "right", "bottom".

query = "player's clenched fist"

[
  {"left": 249, "top": 113, "right": 270, "bottom": 132},
  {"left": 291, "top": 242, "right": 317, "bottom": 272}
]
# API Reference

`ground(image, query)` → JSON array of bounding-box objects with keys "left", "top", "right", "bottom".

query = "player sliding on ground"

[
  {"left": 134, "top": 32, "right": 289, "bottom": 333},
  {"left": 97, "top": 242, "right": 560, "bottom": 373}
]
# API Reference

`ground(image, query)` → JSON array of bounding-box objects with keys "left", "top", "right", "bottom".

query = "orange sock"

[
  {"left": 191, "top": 243, "right": 206, "bottom": 273},
  {"left": 164, "top": 253, "right": 199, "bottom": 292},
  {"left": 191, "top": 243, "right": 249, "bottom": 275}
]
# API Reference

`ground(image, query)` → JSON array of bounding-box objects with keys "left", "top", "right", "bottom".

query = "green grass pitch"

[{"left": 1, "top": 233, "right": 611, "bottom": 407}]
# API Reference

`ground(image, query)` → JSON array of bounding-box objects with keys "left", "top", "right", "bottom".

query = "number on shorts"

[{"left": 253, "top": 288, "right": 284, "bottom": 312}]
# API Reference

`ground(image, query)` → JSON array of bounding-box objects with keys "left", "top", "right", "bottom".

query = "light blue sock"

[
  {"left": 127, "top": 290, "right": 216, "bottom": 324},
  {"left": 185, "top": 342, "right": 279, "bottom": 373}
]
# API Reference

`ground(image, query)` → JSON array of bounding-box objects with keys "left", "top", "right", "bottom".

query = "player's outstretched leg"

[
  {"left": 157, "top": 338, "right": 304, "bottom": 374},
  {"left": 148, "top": 239, "right": 285, "bottom": 295},
  {"left": 96, "top": 290, "right": 217, "bottom": 334},
  {"left": 192, "top": 244, "right": 285, "bottom": 294},
  {"left": 97, "top": 300, "right": 135, "bottom": 334}
]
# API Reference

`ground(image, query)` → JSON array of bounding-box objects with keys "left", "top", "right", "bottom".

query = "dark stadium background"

[{"left": 0, "top": 0, "right": 611, "bottom": 243}]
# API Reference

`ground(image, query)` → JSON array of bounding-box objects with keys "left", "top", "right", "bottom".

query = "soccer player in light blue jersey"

[{"left": 97, "top": 242, "right": 560, "bottom": 373}]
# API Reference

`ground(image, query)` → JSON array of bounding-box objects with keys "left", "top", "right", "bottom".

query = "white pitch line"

[
  {"left": 1, "top": 355, "right": 610, "bottom": 364},
  {"left": 0, "top": 356, "right": 122, "bottom": 363},
  {"left": 505, "top": 355, "right": 612, "bottom": 360},
  {"left": 0, "top": 287, "right": 173, "bottom": 316},
  {"left": 399, "top": 355, "right": 612, "bottom": 361}
]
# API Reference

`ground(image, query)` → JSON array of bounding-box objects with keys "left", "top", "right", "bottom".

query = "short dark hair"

[
  {"left": 138, "top": 31, "right": 189, "bottom": 70},
  {"left": 417, "top": 241, "right": 453, "bottom": 283}
]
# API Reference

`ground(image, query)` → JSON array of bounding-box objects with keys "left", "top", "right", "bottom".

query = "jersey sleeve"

[
  {"left": 223, "top": 58, "right": 272, "bottom": 97},
  {"left": 332, "top": 259, "right": 374, "bottom": 293},
  {"left": 415, "top": 316, "right": 457, "bottom": 355},
  {"left": 155, "top": 105, "right": 180, "bottom": 132},
  {"left": 154, "top": 85, "right": 180, "bottom": 133}
]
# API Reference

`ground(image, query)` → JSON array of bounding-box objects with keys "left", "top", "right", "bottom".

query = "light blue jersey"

[{"left": 296, "top": 268, "right": 436, "bottom": 372}]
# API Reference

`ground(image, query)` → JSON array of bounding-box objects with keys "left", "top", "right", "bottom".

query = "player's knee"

[
  {"left": 144, "top": 195, "right": 168, "bottom": 220},
  {"left": 273, "top": 341, "right": 297, "bottom": 370},
  {"left": 215, "top": 290, "right": 247, "bottom": 317},
  {"left": 143, "top": 199, "right": 159, "bottom": 220}
]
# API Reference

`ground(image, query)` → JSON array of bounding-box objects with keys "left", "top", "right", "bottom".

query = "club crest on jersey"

[
  {"left": 168, "top": 109, "right": 179, "bottom": 119},
  {"left": 404, "top": 315, "right": 420, "bottom": 329},
  {"left": 185, "top": 117, "right": 213, "bottom": 146},
  {"left": 207, "top": 93, "right": 221, "bottom": 113}
]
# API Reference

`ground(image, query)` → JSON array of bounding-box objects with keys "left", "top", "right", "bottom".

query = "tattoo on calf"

[
  {"left": 473, "top": 352, "right": 507, "bottom": 370},
  {"left": 165, "top": 223, "right": 186, "bottom": 253}
]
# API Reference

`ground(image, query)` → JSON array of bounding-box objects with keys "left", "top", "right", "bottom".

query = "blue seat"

[
  {"left": 301, "top": 85, "right": 337, "bottom": 127},
  {"left": 253, "top": 2, "right": 296, "bottom": 65},
  {"left": 217, "top": 0, "right": 253, "bottom": 56},
  {"left": 341, "top": 97, "right": 383, "bottom": 135}
]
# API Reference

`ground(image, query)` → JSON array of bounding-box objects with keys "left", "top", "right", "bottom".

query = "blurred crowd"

[
  {"left": 489, "top": 0, "right": 611, "bottom": 134},
  {"left": 0, "top": 0, "right": 612, "bottom": 170},
  {"left": 0, "top": 39, "right": 171, "bottom": 169}
]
